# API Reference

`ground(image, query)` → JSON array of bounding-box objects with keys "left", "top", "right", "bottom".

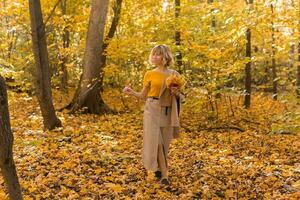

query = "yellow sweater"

[{"left": 143, "top": 70, "right": 169, "bottom": 97}]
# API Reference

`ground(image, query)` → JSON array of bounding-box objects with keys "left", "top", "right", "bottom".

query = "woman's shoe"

[
  {"left": 160, "top": 178, "right": 170, "bottom": 185},
  {"left": 155, "top": 171, "right": 162, "bottom": 179}
]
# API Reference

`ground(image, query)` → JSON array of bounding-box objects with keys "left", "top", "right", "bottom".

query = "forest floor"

[{"left": 0, "top": 89, "right": 299, "bottom": 199}]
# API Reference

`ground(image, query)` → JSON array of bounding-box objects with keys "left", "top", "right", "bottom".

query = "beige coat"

[{"left": 142, "top": 69, "right": 182, "bottom": 171}]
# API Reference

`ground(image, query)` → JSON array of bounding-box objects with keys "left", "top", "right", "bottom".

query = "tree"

[
  {"left": 271, "top": 2, "right": 278, "bottom": 100},
  {"left": 297, "top": 0, "right": 300, "bottom": 99},
  {"left": 67, "top": 0, "right": 111, "bottom": 114},
  {"left": 0, "top": 75, "right": 23, "bottom": 200},
  {"left": 175, "top": 0, "right": 183, "bottom": 73},
  {"left": 60, "top": 0, "right": 70, "bottom": 93},
  {"left": 207, "top": 0, "right": 221, "bottom": 98},
  {"left": 29, "top": 0, "right": 62, "bottom": 130},
  {"left": 244, "top": 0, "right": 253, "bottom": 108},
  {"left": 207, "top": 0, "right": 216, "bottom": 28},
  {"left": 99, "top": 0, "right": 123, "bottom": 92}
]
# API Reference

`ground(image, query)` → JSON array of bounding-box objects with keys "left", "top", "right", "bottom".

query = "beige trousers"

[{"left": 142, "top": 98, "right": 173, "bottom": 171}]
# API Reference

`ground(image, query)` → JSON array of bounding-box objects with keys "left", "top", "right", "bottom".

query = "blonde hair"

[{"left": 149, "top": 44, "right": 174, "bottom": 67}]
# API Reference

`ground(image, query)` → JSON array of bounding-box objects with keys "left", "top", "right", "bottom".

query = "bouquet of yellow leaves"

[{"left": 166, "top": 74, "right": 186, "bottom": 89}]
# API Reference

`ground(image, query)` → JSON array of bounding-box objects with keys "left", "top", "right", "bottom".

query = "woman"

[{"left": 123, "top": 44, "right": 183, "bottom": 185}]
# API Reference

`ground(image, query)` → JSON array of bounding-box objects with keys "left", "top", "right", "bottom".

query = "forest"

[{"left": 0, "top": 0, "right": 299, "bottom": 199}]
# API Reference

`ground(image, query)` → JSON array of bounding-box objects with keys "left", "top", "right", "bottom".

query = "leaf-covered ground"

[{"left": 0, "top": 90, "right": 300, "bottom": 199}]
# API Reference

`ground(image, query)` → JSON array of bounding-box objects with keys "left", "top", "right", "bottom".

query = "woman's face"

[{"left": 151, "top": 53, "right": 164, "bottom": 66}]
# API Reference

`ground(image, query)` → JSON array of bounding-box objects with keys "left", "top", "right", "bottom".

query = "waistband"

[{"left": 147, "top": 96, "right": 159, "bottom": 100}]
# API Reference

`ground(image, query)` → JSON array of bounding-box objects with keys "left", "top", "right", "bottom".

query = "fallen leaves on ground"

[{"left": 0, "top": 89, "right": 299, "bottom": 199}]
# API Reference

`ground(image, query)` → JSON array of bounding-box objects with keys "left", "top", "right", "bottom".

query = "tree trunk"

[
  {"left": 68, "top": 0, "right": 111, "bottom": 114},
  {"left": 207, "top": 0, "right": 216, "bottom": 28},
  {"left": 271, "top": 3, "right": 278, "bottom": 100},
  {"left": 297, "top": 42, "right": 300, "bottom": 99},
  {"left": 99, "top": 0, "right": 123, "bottom": 92},
  {"left": 208, "top": 0, "right": 221, "bottom": 98},
  {"left": 0, "top": 76, "right": 23, "bottom": 200},
  {"left": 175, "top": 0, "right": 183, "bottom": 73},
  {"left": 244, "top": 0, "right": 253, "bottom": 109},
  {"left": 29, "top": 0, "right": 62, "bottom": 130},
  {"left": 60, "top": 0, "right": 69, "bottom": 93},
  {"left": 297, "top": 0, "right": 300, "bottom": 99},
  {"left": 289, "top": 44, "right": 295, "bottom": 83},
  {"left": 244, "top": 28, "right": 251, "bottom": 108}
]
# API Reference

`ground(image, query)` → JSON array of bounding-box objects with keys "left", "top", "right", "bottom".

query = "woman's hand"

[{"left": 123, "top": 86, "right": 133, "bottom": 95}]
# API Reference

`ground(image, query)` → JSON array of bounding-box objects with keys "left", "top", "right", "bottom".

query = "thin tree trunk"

[
  {"left": 297, "top": 42, "right": 300, "bottom": 98},
  {"left": 263, "top": 60, "right": 269, "bottom": 88},
  {"left": 68, "top": 0, "right": 111, "bottom": 114},
  {"left": 271, "top": 3, "right": 278, "bottom": 100},
  {"left": 289, "top": 44, "right": 295, "bottom": 83},
  {"left": 175, "top": 0, "right": 183, "bottom": 73},
  {"left": 244, "top": 0, "right": 253, "bottom": 109},
  {"left": 99, "top": 0, "right": 123, "bottom": 92},
  {"left": 0, "top": 76, "right": 23, "bottom": 200},
  {"left": 208, "top": 0, "right": 221, "bottom": 98},
  {"left": 297, "top": 0, "right": 300, "bottom": 99},
  {"left": 288, "top": 0, "right": 295, "bottom": 84},
  {"left": 29, "top": 0, "right": 62, "bottom": 130},
  {"left": 207, "top": 0, "right": 216, "bottom": 28},
  {"left": 60, "top": 0, "right": 69, "bottom": 93},
  {"left": 7, "top": 30, "right": 17, "bottom": 60},
  {"left": 244, "top": 28, "right": 251, "bottom": 108}
]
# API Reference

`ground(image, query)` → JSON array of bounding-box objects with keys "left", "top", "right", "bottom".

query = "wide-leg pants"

[{"left": 142, "top": 98, "right": 173, "bottom": 171}]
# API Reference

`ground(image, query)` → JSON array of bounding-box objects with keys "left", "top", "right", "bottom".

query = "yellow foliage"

[{"left": 165, "top": 74, "right": 186, "bottom": 89}]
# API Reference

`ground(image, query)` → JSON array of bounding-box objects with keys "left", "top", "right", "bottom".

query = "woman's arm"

[
  {"left": 123, "top": 86, "right": 148, "bottom": 100},
  {"left": 130, "top": 86, "right": 148, "bottom": 100}
]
